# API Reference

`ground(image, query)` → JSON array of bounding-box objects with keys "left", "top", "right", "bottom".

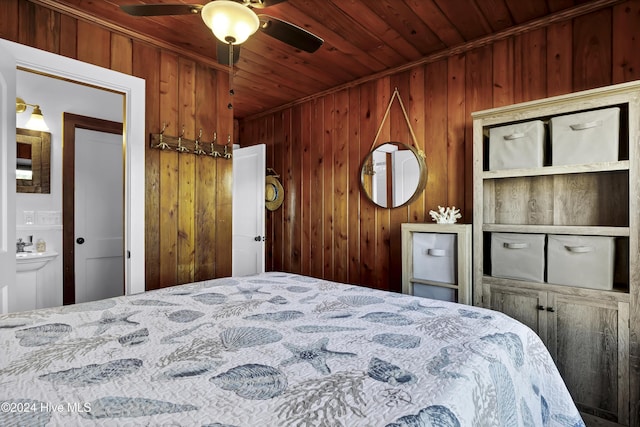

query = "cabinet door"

[
  {"left": 548, "top": 294, "right": 629, "bottom": 426},
  {"left": 486, "top": 284, "right": 548, "bottom": 342}
]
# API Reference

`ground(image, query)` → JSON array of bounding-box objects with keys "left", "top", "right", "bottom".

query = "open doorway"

[
  {"left": 0, "top": 39, "right": 145, "bottom": 311},
  {"left": 16, "top": 70, "right": 124, "bottom": 308}
]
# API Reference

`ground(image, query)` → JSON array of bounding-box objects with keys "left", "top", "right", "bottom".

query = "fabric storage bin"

[
  {"left": 547, "top": 235, "right": 615, "bottom": 290},
  {"left": 489, "top": 120, "right": 544, "bottom": 170},
  {"left": 412, "top": 283, "right": 456, "bottom": 302},
  {"left": 491, "top": 233, "right": 545, "bottom": 282},
  {"left": 412, "top": 232, "right": 456, "bottom": 284},
  {"left": 550, "top": 107, "right": 619, "bottom": 166}
]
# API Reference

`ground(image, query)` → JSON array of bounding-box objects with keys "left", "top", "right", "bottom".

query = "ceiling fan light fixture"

[{"left": 201, "top": 1, "right": 259, "bottom": 45}]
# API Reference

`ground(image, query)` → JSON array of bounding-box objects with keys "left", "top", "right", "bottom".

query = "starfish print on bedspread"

[
  {"left": 82, "top": 310, "right": 141, "bottom": 335},
  {"left": 232, "top": 286, "right": 271, "bottom": 300},
  {"left": 280, "top": 337, "right": 356, "bottom": 375}
]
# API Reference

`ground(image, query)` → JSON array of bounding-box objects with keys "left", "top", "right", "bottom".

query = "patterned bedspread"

[{"left": 0, "top": 272, "right": 584, "bottom": 426}]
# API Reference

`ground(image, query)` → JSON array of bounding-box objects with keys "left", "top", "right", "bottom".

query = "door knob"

[{"left": 76, "top": 237, "right": 85, "bottom": 244}]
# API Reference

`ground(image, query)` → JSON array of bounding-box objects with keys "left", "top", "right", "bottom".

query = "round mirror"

[{"left": 360, "top": 142, "right": 427, "bottom": 208}]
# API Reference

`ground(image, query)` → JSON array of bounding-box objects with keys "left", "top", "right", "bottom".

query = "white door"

[
  {"left": 74, "top": 129, "right": 123, "bottom": 303},
  {"left": 393, "top": 149, "right": 420, "bottom": 206},
  {"left": 372, "top": 150, "right": 388, "bottom": 207},
  {"left": 232, "top": 144, "right": 265, "bottom": 276},
  {"left": 0, "top": 45, "right": 17, "bottom": 314}
]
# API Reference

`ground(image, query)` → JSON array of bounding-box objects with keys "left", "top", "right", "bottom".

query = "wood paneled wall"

[
  {"left": 239, "top": 0, "right": 640, "bottom": 293},
  {"left": 0, "top": 0, "right": 234, "bottom": 290}
]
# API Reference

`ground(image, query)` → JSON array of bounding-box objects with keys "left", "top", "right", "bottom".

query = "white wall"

[{"left": 16, "top": 69, "right": 122, "bottom": 309}]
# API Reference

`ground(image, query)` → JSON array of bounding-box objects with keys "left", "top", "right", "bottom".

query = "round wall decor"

[{"left": 265, "top": 175, "right": 284, "bottom": 211}]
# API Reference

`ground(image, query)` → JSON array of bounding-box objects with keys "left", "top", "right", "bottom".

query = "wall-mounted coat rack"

[{"left": 149, "top": 123, "right": 232, "bottom": 159}]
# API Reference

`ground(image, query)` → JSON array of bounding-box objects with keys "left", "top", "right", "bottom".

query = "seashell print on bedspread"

[
  {"left": 81, "top": 396, "right": 198, "bottom": 419},
  {"left": 38, "top": 358, "right": 143, "bottom": 386},
  {"left": 220, "top": 327, "right": 283, "bottom": 349},
  {"left": 0, "top": 272, "right": 585, "bottom": 426},
  {"left": 210, "top": 364, "right": 288, "bottom": 400},
  {"left": 0, "top": 399, "right": 53, "bottom": 426},
  {"left": 15, "top": 323, "right": 72, "bottom": 346}
]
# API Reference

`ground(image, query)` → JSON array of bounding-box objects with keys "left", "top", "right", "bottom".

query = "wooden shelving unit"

[{"left": 472, "top": 81, "right": 640, "bottom": 427}]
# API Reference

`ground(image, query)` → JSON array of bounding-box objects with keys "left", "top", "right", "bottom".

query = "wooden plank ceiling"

[{"left": 35, "top": 0, "right": 600, "bottom": 118}]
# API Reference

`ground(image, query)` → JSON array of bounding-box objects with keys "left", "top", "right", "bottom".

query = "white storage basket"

[
  {"left": 491, "top": 233, "right": 545, "bottom": 282},
  {"left": 412, "top": 233, "right": 456, "bottom": 284},
  {"left": 489, "top": 120, "right": 544, "bottom": 170},
  {"left": 412, "top": 283, "right": 456, "bottom": 302},
  {"left": 547, "top": 234, "right": 615, "bottom": 290},
  {"left": 550, "top": 107, "right": 619, "bottom": 166}
]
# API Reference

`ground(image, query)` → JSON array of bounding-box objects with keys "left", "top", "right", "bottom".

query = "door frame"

[
  {"left": 0, "top": 38, "right": 145, "bottom": 296},
  {"left": 62, "top": 114, "right": 123, "bottom": 305},
  {"left": 0, "top": 43, "right": 17, "bottom": 314}
]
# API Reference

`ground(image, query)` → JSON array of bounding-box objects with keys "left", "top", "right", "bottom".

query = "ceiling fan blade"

[
  {"left": 217, "top": 41, "right": 241, "bottom": 66},
  {"left": 120, "top": 4, "right": 202, "bottom": 17},
  {"left": 257, "top": 15, "right": 323, "bottom": 53},
  {"left": 248, "top": 0, "right": 288, "bottom": 9}
]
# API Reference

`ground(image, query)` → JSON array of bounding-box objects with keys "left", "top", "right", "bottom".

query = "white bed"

[{"left": 0, "top": 272, "right": 584, "bottom": 426}]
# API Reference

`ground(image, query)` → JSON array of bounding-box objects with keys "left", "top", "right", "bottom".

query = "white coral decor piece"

[{"left": 429, "top": 205, "right": 462, "bottom": 224}]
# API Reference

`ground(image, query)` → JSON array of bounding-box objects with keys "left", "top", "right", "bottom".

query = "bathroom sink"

[{"left": 16, "top": 251, "right": 58, "bottom": 272}]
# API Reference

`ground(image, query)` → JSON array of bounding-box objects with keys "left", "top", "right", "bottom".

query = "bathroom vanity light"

[{"left": 16, "top": 97, "right": 49, "bottom": 131}]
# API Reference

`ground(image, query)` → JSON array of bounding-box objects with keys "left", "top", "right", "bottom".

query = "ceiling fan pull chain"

[{"left": 228, "top": 42, "right": 234, "bottom": 110}]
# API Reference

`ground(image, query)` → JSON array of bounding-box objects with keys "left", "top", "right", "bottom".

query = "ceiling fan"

[{"left": 120, "top": 0, "right": 324, "bottom": 65}]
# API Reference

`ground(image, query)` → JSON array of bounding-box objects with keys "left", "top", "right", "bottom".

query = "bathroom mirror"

[
  {"left": 16, "top": 128, "right": 51, "bottom": 194},
  {"left": 360, "top": 141, "right": 427, "bottom": 208}
]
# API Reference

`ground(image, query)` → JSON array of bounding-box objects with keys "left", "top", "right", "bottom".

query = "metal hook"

[
  {"left": 223, "top": 135, "right": 232, "bottom": 159},
  {"left": 176, "top": 125, "right": 189, "bottom": 152},
  {"left": 209, "top": 131, "right": 220, "bottom": 157},
  {"left": 155, "top": 122, "right": 171, "bottom": 149},
  {"left": 193, "top": 128, "right": 206, "bottom": 155},
  {"left": 267, "top": 167, "right": 280, "bottom": 178}
]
